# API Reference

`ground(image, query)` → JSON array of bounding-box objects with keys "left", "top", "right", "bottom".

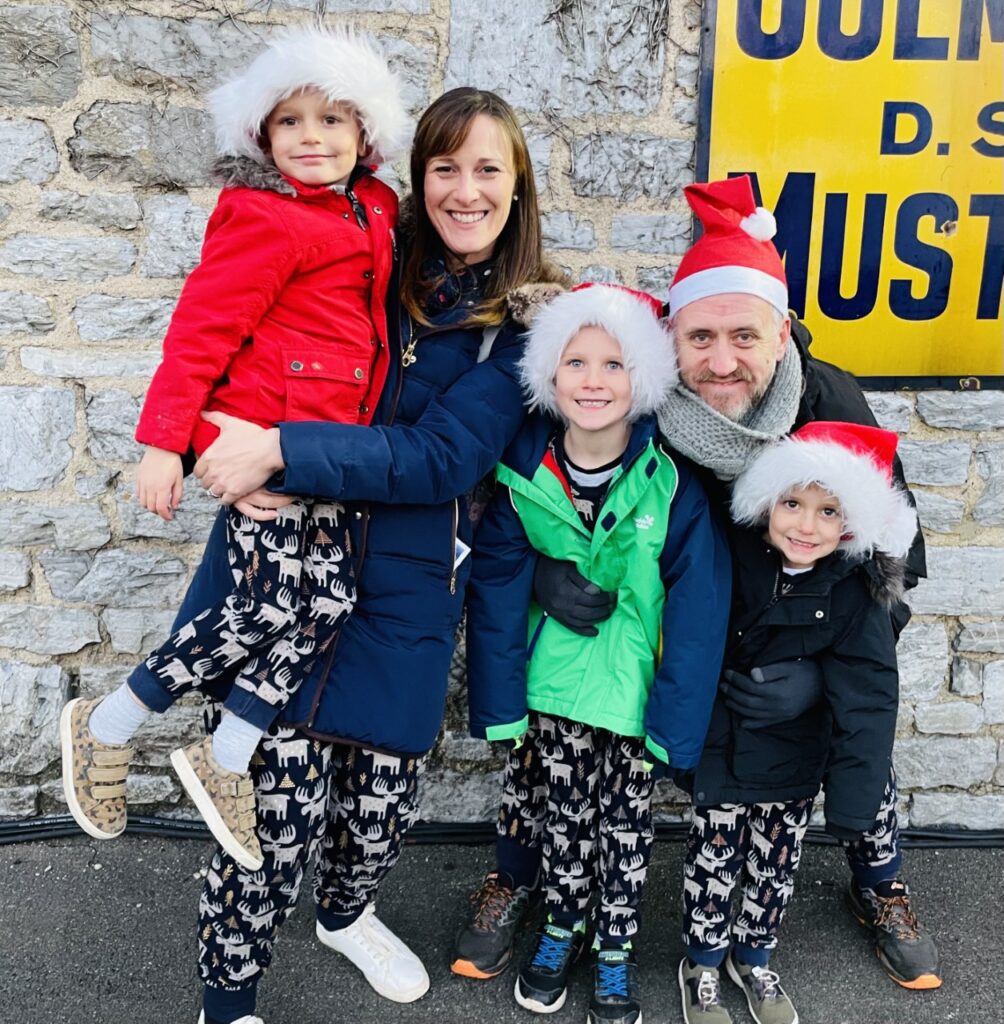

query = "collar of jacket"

[
  {"left": 420, "top": 256, "right": 495, "bottom": 316},
  {"left": 501, "top": 412, "right": 659, "bottom": 481},
  {"left": 211, "top": 154, "right": 375, "bottom": 198}
]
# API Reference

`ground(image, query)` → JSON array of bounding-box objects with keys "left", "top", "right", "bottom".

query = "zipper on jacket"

[
  {"left": 344, "top": 185, "right": 369, "bottom": 231},
  {"left": 448, "top": 498, "right": 459, "bottom": 594}
]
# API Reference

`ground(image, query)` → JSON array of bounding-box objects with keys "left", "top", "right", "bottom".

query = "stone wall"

[{"left": 1, "top": 0, "right": 1002, "bottom": 827}]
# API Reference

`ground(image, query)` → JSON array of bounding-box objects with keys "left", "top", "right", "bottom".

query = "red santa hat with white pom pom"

[{"left": 668, "top": 175, "right": 788, "bottom": 318}]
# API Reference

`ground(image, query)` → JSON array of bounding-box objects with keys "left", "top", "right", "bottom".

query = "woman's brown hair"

[{"left": 401, "top": 87, "right": 544, "bottom": 327}]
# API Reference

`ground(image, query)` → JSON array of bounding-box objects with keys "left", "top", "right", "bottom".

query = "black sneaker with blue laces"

[
  {"left": 514, "top": 920, "right": 585, "bottom": 1013},
  {"left": 588, "top": 948, "right": 642, "bottom": 1024}
]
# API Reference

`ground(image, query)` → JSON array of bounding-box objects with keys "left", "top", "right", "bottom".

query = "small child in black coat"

[{"left": 677, "top": 421, "right": 918, "bottom": 1024}]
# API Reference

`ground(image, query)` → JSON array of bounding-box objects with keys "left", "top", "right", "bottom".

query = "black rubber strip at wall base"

[{"left": 1, "top": 815, "right": 1002, "bottom": 850}]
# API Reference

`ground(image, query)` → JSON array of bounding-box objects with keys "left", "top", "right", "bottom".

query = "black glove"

[
  {"left": 532, "top": 556, "right": 616, "bottom": 637},
  {"left": 825, "top": 821, "right": 863, "bottom": 843},
  {"left": 668, "top": 767, "right": 695, "bottom": 794},
  {"left": 720, "top": 659, "right": 824, "bottom": 729}
]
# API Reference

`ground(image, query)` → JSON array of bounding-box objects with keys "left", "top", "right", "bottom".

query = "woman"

[{"left": 178, "top": 88, "right": 566, "bottom": 1024}]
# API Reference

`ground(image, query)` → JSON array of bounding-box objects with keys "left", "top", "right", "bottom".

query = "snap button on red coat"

[
  {"left": 363, "top": 271, "right": 372, "bottom": 279},
  {"left": 373, "top": 206, "right": 382, "bottom": 214},
  {"left": 353, "top": 368, "right": 364, "bottom": 379},
  {"left": 290, "top": 360, "right": 303, "bottom": 371},
  {"left": 359, "top": 403, "right": 369, "bottom": 414}
]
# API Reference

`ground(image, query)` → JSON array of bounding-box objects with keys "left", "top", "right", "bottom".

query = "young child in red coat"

[{"left": 61, "top": 25, "right": 407, "bottom": 871}]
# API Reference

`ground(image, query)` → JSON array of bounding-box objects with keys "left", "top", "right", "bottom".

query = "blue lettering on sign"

[
  {"left": 973, "top": 101, "right": 1004, "bottom": 156},
  {"left": 818, "top": 193, "right": 887, "bottom": 319},
  {"left": 958, "top": 0, "right": 1004, "bottom": 59},
  {"left": 890, "top": 193, "right": 956, "bottom": 319},
  {"left": 894, "top": 0, "right": 950, "bottom": 59},
  {"left": 970, "top": 195, "right": 1004, "bottom": 318},
  {"left": 880, "top": 101, "right": 933, "bottom": 154},
  {"left": 736, "top": 0, "right": 806, "bottom": 59},
  {"left": 818, "top": 1, "right": 884, "bottom": 60}
]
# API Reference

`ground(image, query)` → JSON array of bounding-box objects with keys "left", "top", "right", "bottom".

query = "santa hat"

[
  {"left": 730, "top": 421, "right": 918, "bottom": 558},
  {"left": 669, "top": 175, "right": 788, "bottom": 318},
  {"left": 519, "top": 283, "right": 677, "bottom": 422},
  {"left": 209, "top": 25, "right": 408, "bottom": 166}
]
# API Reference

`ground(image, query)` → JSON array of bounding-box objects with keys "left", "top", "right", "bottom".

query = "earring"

[{"left": 512, "top": 194, "right": 519, "bottom": 202}]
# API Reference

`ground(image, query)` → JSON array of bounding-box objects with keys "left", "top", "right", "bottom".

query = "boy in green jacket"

[{"left": 464, "top": 284, "right": 731, "bottom": 1024}]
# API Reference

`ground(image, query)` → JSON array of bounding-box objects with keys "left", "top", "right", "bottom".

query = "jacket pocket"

[{"left": 281, "top": 343, "right": 367, "bottom": 424}]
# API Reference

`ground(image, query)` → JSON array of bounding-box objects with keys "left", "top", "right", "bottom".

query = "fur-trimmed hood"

[
  {"left": 209, "top": 24, "right": 408, "bottom": 166},
  {"left": 862, "top": 549, "right": 908, "bottom": 609},
  {"left": 212, "top": 154, "right": 298, "bottom": 195}
]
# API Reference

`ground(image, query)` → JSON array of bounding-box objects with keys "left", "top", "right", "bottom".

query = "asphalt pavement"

[{"left": 2, "top": 831, "right": 1000, "bottom": 1024}]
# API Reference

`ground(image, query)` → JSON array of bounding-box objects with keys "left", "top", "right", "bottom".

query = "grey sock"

[
  {"left": 211, "top": 712, "right": 264, "bottom": 774},
  {"left": 88, "top": 684, "right": 150, "bottom": 745}
]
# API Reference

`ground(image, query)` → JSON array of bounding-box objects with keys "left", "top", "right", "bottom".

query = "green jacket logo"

[{"left": 634, "top": 514, "right": 655, "bottom": 530}]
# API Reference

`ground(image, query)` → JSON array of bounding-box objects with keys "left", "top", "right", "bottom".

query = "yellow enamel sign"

[{"left": 699, "top": 0, "right": 1004, "bottom": 385}]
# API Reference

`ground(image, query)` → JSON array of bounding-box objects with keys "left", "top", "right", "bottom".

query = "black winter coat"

[{"left": 691, "top": 526, "right": 902, "bottom": 837}]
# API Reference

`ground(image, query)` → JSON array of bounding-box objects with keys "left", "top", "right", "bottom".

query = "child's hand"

[{"left": 136, "top": 446, "right": 184, "bottom": 521}]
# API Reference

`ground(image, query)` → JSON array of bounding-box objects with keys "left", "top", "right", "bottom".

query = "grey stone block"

[
  {"left": 0, "top": 661, "right": 67, "bottom": 774},
  {"left": 910, "top": 792, "right": 1004, "bottom": 829},
  {"left": 90, "top": 14, "right": 265, "bottom": 90},
  {"left": 913, "top": 700, "right": 983, "bottom": 734},
  {"left": 0, "top": 292, "right": 55, "bottom": 335},
  {"left": 636, "top": 265, "right": 676, "bottom": 299},
  {"left": 379, "top": 34, "right": 434, "bottom": 115},
  {"left": 0, "top": 504, "right": 110, "bottom": 551},
  {"left": 671, "top": 95, "right": 698, "bottom": 127},
  {"left": 269, "top": 0, "right": 430, "bottom": 8},
  {"left": 75, "top": 470, "right": 119, "bottom": 499},
  {"left": 973, "top": 443, "right": 1004, "bottom": 527},
  {"left": 913, "top": 490, "right": 964, "bottom": 534},
  {"left": 955, "top": 621, "right": 1004, "bottom": 653},
  {"left": 0, "top": 607, "right": 99, "bottom": 655},
  {"left": 0, "top": 234, "right": 136, "bottom": 282},
  {"left": 73, "top": 295, "right": 174, "bottom": 342},
  {"left": 39, "top": 191, "right": 142, "bottom": 230},
  {"left": 570, "top": 134, "right": 692, "bottom": 200},
  {"left": 418, "top": 766, "right": 501, "bottom": 821},
  {"left": 917, "top": 391, "right": 1004, "bottom": 430},
  {"left": 893, "top": 736, "right": 997, "bottom": 789},
  {"left": 77, "top": 666, "right": 133, "bottom": 699},
  {"left": 525, "top": 128, "right": 554, "bottom": 196},
  {"left": 542, "top": 212, "right": 596, "bottom": 251},
  {"left": 0, "top": 786, "right": 38, "bottom": 818},
  {"left": 437, "top": 730, "right": 494, "bottom": 765},
  {"left": 864, "top": 392, "right": 912, "bottom": 433},
  {"left": 85, "top": 389, "right": 143, "bottom": 464},
  {"left": 39, "top": 550, "right": 187, "bottom": 608},
  {"left": 0, "top": 387, "right": 75, "bottom": 491},
  {"left": 142, "top": 196, "right": 210, "bottom": 278},
  {"left": 908, "top": 547, "right": 1004, "bottom": 615},
  {"left": 611, "top": 215, "right": 690, "bottom": 254},
  {"left": 0, "top": 119, "right": 58, "bottom": 184},
  {"left": 0, "top": 6, "right": 82, "bottom": 106},
  {"left": 116, "top": 481, "right": 217, "bottom": 545},
  {"left": 897, "top": 440, "right": 970, "bottom": 486},
  {"left": 581, "top": 265, "right": 622, "bottom": 285},
  {"left": 983, "top": 662, "right": 1004, "bottom": 724},
  {"left": 675, "top": 52, "right": 700, "bottom": 95},
  {"left": 897, "top": 620, "right": 948, "bottom": 702},
  {"left": 20, "top": 347, "right": 159, "bottom": 380},
  {"left": 0, "top": 551, "right": 30, "bottom": 593},
  {"left": 126, "top": 774, "right": 181, "bottom": 806},
  {"left": 69, "top": 102, "right": 213, "bottom": 187},
  {"left": 101, "top": 608, "right": 176, "bottom": 656},
  {"left": 446, "top": 0, "right": 665, "bottom": 116},
  {"left": 950, "top": 656, "right": 983, "bottom": 697}
]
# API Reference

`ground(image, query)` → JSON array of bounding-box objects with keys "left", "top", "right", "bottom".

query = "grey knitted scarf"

[{"left": 657, "top": 343, "right": 803, "bottom": 481}]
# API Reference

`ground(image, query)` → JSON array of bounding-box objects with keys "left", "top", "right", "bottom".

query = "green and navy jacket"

[{"left": 466, "top": 413, "right": 731, "bottom": 768}]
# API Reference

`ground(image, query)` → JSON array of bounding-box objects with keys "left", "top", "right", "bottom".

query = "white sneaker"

[
  {"left": 196, "top": 1012, "right": 264, "bottom": 1024},
  {"left": 316, "top": 903, "right": 430, "bottom": 1003}
]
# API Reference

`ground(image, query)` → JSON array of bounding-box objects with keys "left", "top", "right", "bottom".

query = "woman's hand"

[
  {"left": 194, "top": 411, "right": 285, "bottom": 503},
  {"left": 136, "top": 445, "right": 184, "bottom": 521},
  {"left": 233, "top": 488, "right": 297, "bottom": 522}
]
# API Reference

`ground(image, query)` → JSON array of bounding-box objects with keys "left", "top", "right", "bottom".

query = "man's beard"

[{"left": 688, "top": 369, "right": 773, "bottom": 422}]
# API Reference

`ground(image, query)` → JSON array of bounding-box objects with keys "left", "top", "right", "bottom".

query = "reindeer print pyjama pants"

[
  {"left": 130, "top": 500, "right": 355, "bottom": 730},
  {"left": 682, "top": 797, "right": 814, "bottom": 967},
  {"left": 197, "top": 715, "right": 422, "bottom": 1017},
  {"left": 529, "top": 713, "right": 654, "bottom": 947}
]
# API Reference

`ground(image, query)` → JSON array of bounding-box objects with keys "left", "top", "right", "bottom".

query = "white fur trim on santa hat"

[
  {"left": 669, "top": 265, "right": 789, "bottom": 318},
  {"left": 209, "top": 25, "right": 408, "bottom": 166},
  {"left": 519, "top": 285, "right": 678, "bottom": 422},
  {"left": 730, "top": 437, "right": 918, "bottom": 558},
  {"left": 740, "top": 207, "right": 777, "bottom": 242}
]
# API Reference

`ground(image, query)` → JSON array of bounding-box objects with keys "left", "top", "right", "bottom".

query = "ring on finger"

[{"left": 208, "top": 487, "right": 220, "bottom": 499}]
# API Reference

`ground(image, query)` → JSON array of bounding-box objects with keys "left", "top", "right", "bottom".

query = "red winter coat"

[{"left": 135, "top": 161, "right": 398, "bottom": 457}]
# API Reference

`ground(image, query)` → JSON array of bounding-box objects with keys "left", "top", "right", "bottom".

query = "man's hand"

[
  {"left": 532, "top": 556, "right": 616, "bottom": 637},
  {"left": 136, "top": 446, "right": 184, "bottom": 521},
  {"left": 720, "top": 660, "right": 824, "bottom": 729},
  {"left": 233, "top": 488, "right": 297, "bottom": 522},
  {"left": 194, "top": 411, "right": 284, "bottom": 504}
]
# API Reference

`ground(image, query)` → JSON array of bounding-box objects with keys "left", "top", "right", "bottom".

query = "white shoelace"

[
  {"left": 697, "top": 969, "right": 721, "bottom": 1006},
  {"left": 751, "top": 965, "right": 783, "bottom": 999},
  {"left": 355, "top": 909, "right": 403, "bottom": 964}
]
